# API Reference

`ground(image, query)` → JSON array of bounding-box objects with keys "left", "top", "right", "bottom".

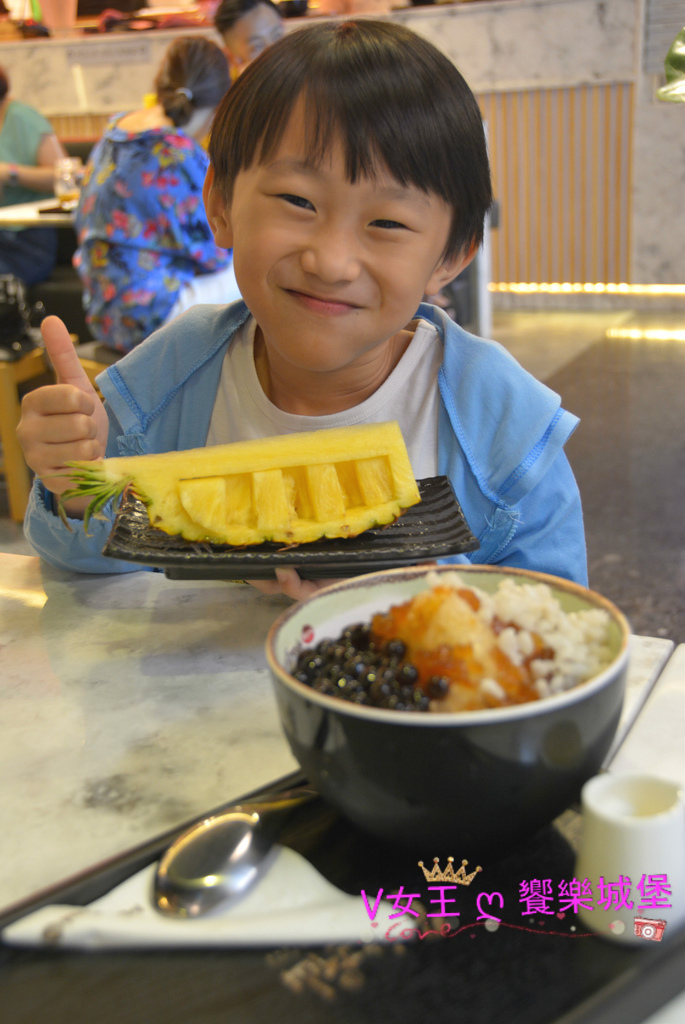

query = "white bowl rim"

[{"left": 265, "top": 563, "right": 631, "bottom": 727}]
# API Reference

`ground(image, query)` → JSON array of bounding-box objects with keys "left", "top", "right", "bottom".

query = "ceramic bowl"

[{"left": 266, "top": 565, "right": 631, "bottom": 856}]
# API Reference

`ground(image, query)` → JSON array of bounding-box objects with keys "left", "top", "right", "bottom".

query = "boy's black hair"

[
  {"left": 208, "top": 19, "right": 492, "bottom": 258},
  {"left": 214, "top": 0, "right": 281, "bottom": 36},
  {"left": 0, "top": 66, "right": 9, "bottom": 102}
]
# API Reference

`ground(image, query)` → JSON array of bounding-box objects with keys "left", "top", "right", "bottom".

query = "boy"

[{"left": 18, "top": 20, "right": 587, "bottom": 598}]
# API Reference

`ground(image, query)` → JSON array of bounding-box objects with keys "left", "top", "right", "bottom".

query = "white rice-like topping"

[
  {"left": 534, "top": 678, "right": 551, "bottom": 698},
  {"left": 496, "top": 626, "right": 525, "bottom": 665},
  {"left": 479, "top": 677, "right": 506, "bottom": 701},
  {"left": 425, "top": 571, "right": 613, "bottom": 695}
]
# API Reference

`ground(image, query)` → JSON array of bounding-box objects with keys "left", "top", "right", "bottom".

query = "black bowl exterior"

[
  {"left": 266, "top": 564, "right": 631, "bottom": 856},
  {"left": 271, "top": 664, "right": 627, "bottom": 856}
]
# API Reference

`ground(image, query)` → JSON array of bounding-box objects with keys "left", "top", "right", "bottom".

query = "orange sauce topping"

[{"left": 371, "top": 586, "right": 553, "bottom": 710}]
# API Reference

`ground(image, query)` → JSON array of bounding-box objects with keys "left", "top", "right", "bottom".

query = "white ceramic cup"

[{"left": 575, "top": 772, "right": 685, "bottom": 945}]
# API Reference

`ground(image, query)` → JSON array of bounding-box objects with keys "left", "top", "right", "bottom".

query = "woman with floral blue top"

[{"left": 74, "top": 36, "right": 238, "bottom": 354}]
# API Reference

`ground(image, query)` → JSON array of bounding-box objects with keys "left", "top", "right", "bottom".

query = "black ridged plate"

[{"left": 102, "top": 476, "right": 479, "bottom": 580}]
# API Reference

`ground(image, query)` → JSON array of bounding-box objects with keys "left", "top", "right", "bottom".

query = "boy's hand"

[
  {"left": 17, "top": 316, "right": 110, "bottom": 516},
  {"left": 247, "top": 562, "right": 438, "bottom": 602},
  {"left": 247, "top": 568, "right": 343, "bottom": 602}
]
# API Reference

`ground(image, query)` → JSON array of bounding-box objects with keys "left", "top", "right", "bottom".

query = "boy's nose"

[{"left": 300, "top": 227, "right": 362, "bottom": 283}]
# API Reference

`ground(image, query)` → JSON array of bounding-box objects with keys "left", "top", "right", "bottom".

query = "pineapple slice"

[
  {"left": 224, "top": 473, "right": 253, "bottom": 526},
  {"left": 306, "top": 464, "right": 346, "bottom": 521},
  {"left": 63, "top": 422, "right": 421, "bottom": 546},
  {"left": 177, "top": 477, "right": 226, "bottom": 537},
  {"left": 355, "top": 456, "right": 394, "bottom": 505},
  {"left": 252, "top": 469, "right": 294, "bottom": 534}
]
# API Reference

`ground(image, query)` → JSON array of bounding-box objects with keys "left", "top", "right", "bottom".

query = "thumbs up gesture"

[{"left": 17, "top": 317, "right": 110, "bottom": 515}]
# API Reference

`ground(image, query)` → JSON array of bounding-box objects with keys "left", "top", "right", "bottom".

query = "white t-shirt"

[{"left": 206, "top": 317, "right": 442, "bottom": 479}]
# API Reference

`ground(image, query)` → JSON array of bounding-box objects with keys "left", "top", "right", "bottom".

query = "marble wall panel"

[
  {"left": 0, "top": 29, "right": 215, "bottom": 116},
  {"left": 631, "top": 82, "right": 685, "bottom": 284},
  {"left": 394, "top": 0, "right": 638, "bottom": 93},
  {"left": 1, "top": 0, "right": 639, "bottom": 115}
]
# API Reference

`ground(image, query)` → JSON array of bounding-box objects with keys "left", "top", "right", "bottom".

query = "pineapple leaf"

[
  {"left": 83, "top": 483, "right": 123, "bottom": 533},
  {"left": 57, "top": 466, "right": 133, "bottom": 536},
  {"left": 57, "top": 499, "right": 73, "bottom": 533}
]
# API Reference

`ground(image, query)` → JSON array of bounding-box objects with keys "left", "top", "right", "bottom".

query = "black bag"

[{"left": 0, "top": 274, "right": 39, "bottom": 361}]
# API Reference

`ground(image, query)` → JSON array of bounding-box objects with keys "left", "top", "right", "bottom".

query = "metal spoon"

[{"left": 153, "top": 784, "right": 317, "bottom": 918}]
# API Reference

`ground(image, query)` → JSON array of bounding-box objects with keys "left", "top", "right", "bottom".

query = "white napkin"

[{"left": 2, "top": 845, "right": 411, "bottom": 950}]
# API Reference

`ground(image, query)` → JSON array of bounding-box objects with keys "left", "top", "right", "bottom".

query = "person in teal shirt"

[{"left": 0, "top": 65, "right": 68, "bottom": 285}]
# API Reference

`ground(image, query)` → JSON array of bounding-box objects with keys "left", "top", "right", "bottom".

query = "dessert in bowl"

[{"left": 266, "top": 565, "right": 630, "bottom": 856}]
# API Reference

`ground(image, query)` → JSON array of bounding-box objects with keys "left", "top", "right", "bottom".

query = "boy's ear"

[
  {"left": 203, "top": 165, "right": 234, "bottom": 248},
  {"left": 424, "top": 238, "right": 479, "bottom": 297}
]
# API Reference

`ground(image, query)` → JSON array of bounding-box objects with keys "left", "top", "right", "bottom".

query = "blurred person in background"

[
  {"left": 0, "top": 65, "right": 68, "bottom": 286},
  {"left": 74, "top": 36, "right": 239, "bottom": 355},
  {"left": 214, "top": 0, "right": 284, "bottom": 80}
]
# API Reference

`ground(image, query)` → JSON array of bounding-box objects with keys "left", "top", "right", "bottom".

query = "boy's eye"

[
  {"left": 370, "top": 219, "right": 409, "bottom": 230},
  {"left": 279, "top": 194, "right": 314, "bottom": 211}
]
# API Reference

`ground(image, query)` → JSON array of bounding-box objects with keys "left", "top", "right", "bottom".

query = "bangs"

[
  {"left": 209, "top": 20, "right": 492, "bottom": 256},
  {"left": 258, "top": 86, "right": 389, "bottom": 186}
]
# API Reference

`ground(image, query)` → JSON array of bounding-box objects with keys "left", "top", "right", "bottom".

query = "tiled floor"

[
  {"left": 493, "top": 308, "right": 685, "bottom": 644},
  {"left": 488, "top": 309, "right": 636, "bottom": 380},
  {"left": 2, "top": 307, "right": 684, "bottom": 641},
  {"left": 546, "top": 328, "right": 685, "bottom": 645}
]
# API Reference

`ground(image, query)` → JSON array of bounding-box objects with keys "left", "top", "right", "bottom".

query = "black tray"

[
  {"left": 102, "top": 476, "right": 479, "bottom": 580},
  {"left": 1, "top": 771, "right": 683, "bottom": 1024}
]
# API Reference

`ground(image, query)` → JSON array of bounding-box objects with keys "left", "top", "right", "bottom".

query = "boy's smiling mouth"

[{"left": 286, "top": 288, "right": 361, "bottom": 314}]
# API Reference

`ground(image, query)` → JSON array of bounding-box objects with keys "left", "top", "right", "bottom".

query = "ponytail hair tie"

[{"left": 175, "top": 87, "right": 193, "bottom": 100}]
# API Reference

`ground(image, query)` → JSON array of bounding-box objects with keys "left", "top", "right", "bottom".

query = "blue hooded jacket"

[{"left": 24, "top": 301, "right": 587, "bottom": 583}]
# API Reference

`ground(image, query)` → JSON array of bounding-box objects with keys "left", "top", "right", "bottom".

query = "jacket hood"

[{"left": 418, "top": 302, "right": 578, "bottom": 506}]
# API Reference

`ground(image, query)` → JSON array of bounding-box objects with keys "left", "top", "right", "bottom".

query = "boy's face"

[{"left": 205, "top": 98, "right": 471, "bottom": 377}]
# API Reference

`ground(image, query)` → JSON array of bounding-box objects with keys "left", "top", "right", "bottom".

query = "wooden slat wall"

[
  {"left": 49, "top": 113, "right": 110, "bottom": 141},
  {"left": 478, "top": 83, "right": 634, "bottom": 285}
]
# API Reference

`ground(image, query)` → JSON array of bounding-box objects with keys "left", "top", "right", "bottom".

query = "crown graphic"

[{"left": 418, "top": 857, "right": 482, "bottom": 885}]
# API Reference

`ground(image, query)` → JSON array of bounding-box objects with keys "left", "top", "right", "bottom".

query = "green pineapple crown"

[{"left": 58, "top": 462, "right": 141, "bottom": 532}]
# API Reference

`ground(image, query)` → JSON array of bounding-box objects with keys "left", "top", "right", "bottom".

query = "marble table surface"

[
  {"left": 0, "top": 553, "right": 300, "bottom": 915},
  {"left": 610, "top": 642, "right": 685, "bottom": 1024},
  {"left": 1, "top": 552, "right": 678, "bottom": 921}
]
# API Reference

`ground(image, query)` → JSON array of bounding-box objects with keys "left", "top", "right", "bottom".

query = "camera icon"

[{"left": 633, "top": 916, "right": 667, "bottom": 941}]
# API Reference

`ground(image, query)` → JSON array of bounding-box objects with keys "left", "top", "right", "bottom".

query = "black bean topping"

[
  {"left": 385, "top": 639, "right": 407, "bottom": 659},
  {"left": 398, "top": 663, "right": 418, "bottom": 686},
  {"left": 293, "top": 626, "right": 438, "bottom": 712},
  {"left": 426, "top": 675, "right": 450, "bottom": 699}
]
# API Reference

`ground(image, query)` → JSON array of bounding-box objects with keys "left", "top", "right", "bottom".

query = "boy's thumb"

[{"left": 41, "top": 316, "right": 98, "bottom": 394}]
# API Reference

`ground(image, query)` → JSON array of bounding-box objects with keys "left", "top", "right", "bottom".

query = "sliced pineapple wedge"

[{"left": 63, "top": 422, "right": 421, "bottom": 545}]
